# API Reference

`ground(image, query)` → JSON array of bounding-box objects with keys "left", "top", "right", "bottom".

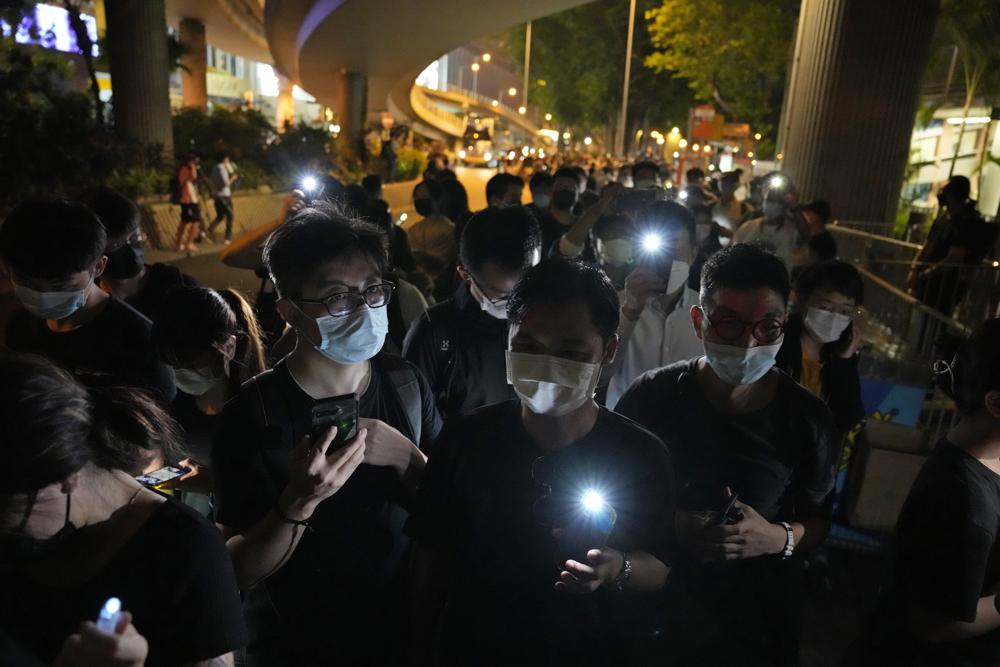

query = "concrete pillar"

[
  {"left": 276, "top": 73, "right": 295, "bottom": 131},
  {"left": 779, "top": 0, "right": 940, "bottom": 223},
  {"left": 336, "top": 71, "right": 368, "bottom": 149},
  {"left": 104, "top": 0, "right": 173, "bottom": 154},
  {"left": 179, "top": 18, "right": 207, "bottom": 111}
]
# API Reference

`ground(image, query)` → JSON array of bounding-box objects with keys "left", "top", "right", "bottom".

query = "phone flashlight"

[
  {"left": 581, "top": 489, "right": 607, "bottom": 514},
  {"left": 768, "top": 174, "right": 786, "bottom": 189},
  {"left": 678, "top": 189, "right": 689, "bottom": 201},
  {"left": 641, "top": 233, "right": 664, "bottom": 254},
  {"left": 301, "top": 175, "right": 319, "bottom": 193},
  {"left": 96, "top": 597, "right": 122, "bottom": 633}
]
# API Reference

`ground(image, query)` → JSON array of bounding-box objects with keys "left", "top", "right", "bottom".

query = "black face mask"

[
  {"left": 0, "top": 493, "right": 78, "bottom": 570},
  {"left": 105, "top": 240, "right": 145, "bottom": 280},
  {"left": 552, "top": 190, "right": 577, "bottom": 212},
  {"left": 414, "top": 198, "right": 435, "bottom": 217}
]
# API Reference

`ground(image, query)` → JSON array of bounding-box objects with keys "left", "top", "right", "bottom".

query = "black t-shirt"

[
  {"left": 860, "top": 442, "right": 1000, "bottom": 666},
  {"left": 538, "top": 212, "right": 572, "bottom": 257},
  {"left": 403, "top": 283, "right": 514, "bottom": 418},
  {"left": 170, "top": 390, "right": 219, "bottom": 465},
  {"left": 211, "top": 354, "right": 441, "bottom": 664},
  {"left": 407, "top": 401, "right": 675, "bottom": 665},
  {"left": 128, "top": 262, "right": 199, "bottom": 320},
  {"left": 5, "top": 296, "right": 176, "bottom": 404},
  {"left": 921, "top": 206, "right": 991, "bottom": 265},
  {"left": 615, "top": 360, "right": 839, "bottom": 662},
  {"left": 0, "top": 499, "right": 247, "bottom": 666}
]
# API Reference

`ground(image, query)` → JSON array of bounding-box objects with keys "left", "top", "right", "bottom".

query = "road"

[{"left": 149, "top": 166, "right": 498, "bottom": 292}]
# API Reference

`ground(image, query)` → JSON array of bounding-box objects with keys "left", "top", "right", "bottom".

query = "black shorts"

[{"left": 180, "top": 203, "right": 201, "bottom": 223}]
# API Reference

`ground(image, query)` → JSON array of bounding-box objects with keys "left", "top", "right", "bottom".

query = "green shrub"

[{"left": 395, "top": 146, "right": 428, "bottom": 182}]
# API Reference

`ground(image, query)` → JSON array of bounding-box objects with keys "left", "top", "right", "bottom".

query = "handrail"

[
  {"left": 828, "top": 224, "right": 923, "bottom": 251},
  {"left": 854, "top": 264, "right": 972, "bottom": 335}
]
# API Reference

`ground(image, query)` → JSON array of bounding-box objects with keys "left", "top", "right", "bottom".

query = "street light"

[
  {"left": 679, "top": 138, "right": 688, "bottom": 148},
  {"left": 508, "top": 87, "right": 517, "bottom": 97},
  {"left": 518, "top": 106, "right": 527, "bottom": 115},
  {"left": 754, "top": 132, "right": 762, "bottom": 141},
  {"left": 491, "top": 100, "right": 499, "bottom": 107},
  {"left": 482, "top": 53, "right": 491, "bottom": 62},
  {"left": 545, "top": 113, "right": 552, "bottom": 121},
  {"left": 562, "top": 131, "right": 571, "bottom": 140},
  {"left": 584, "top": 136, "right": 593, "bottom": 145},
  {"left": 471, "top": 62, "right": 480, "bottom": 94}
]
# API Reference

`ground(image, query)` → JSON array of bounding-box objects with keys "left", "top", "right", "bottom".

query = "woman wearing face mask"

[
  {"left": 776, "top": 260, "right": 866, "bottom": 434},
  {"left": 152, "top": 287, "right": 267, "bottom": 465},
  {"left": 0, "top": 353, "right": 247, "bottom": 666}
]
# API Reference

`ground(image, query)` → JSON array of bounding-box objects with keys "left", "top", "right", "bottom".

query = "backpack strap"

[{"left": 376, "top": 355, "right": 422, "bottom": 446}]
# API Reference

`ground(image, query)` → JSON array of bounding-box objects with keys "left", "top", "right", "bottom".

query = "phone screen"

[
  {"left": 135, "top": 466, "right": 189, "bottom": 487},
  {"left": 715, "top": 493, "right": 743, "bottom": 526},
  {"left": 310, "top": 394, "right": 359, "bottom": 452}
]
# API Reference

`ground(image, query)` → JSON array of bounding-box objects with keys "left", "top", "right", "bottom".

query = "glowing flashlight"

[
  {"left": 301, "top": 175, "right": 319, "bottom": 192},
  {"left": 768, "top": 174, "right": 786, "bottom": 189},
  {"left": 678, "top": 189, "right": 689, "bottom": 201},
  {"left": 96, "top": 597, "right": 123, "bottom": 633},
  {"left": 642, "top": 233, "right": 664, "bottom": 254},
  {"left": 581, "top": 489, "right": 607, "bottom": 513}
]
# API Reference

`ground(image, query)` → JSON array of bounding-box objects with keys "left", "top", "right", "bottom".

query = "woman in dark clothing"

[{"left": 776, "top": 260, "right": 865, "bottom": 433}]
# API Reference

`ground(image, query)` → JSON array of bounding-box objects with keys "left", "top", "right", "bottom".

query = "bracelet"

[
  {"left": 608, "top": 552, "right": 632, "bottom": 592},
  {"left": 273, "top": 501, "right": 312, "bottom": 530},
  {"left": 778, "top": 521, "right": 795, "bottom": 559}
]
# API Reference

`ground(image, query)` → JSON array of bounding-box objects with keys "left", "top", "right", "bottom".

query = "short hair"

[
  {"left": 552, "top": 167, "right": 578, "bottom": 186},
  {"left": 686, "top": 167, "right": 705, "bottom": 182},
  {"left": 529, "top": 171, "right": 554, "bottom": 192},
  {"left": 633, "top": 161, "right": 660, "bottom": 181},
  {"left": 639, "top": 200, "right": 696, "bottom": 245},
  {"left": 802, "top": 200, "right": 831, "bottom": 223},
  {"left": 342, "top": 183, "right": 371, "bottom": 221},
  {"left": 720, "top": 171, "right": 740, "bottom": 186},
  {"left": 700, "top": 243, "right": 790, "bottom": 306},
  {"left": 263, "top": 202, "right": 389, "bottom": 299},
  {"left": 441, "top": 179, "right": 470, "bottom": 221},
  {"left": 0, "top": 199, "right": 107, "bottom": 280},
  {"left": 952, "top": 319, "right": 1000, "bottom": 415},
  {"left": 508, "top": 259, "right": 620, "bottom": 341},
  {"left": 216, "top": 151, "right": 229, "bottom": 162},
  {"left": 413, "top": 179, "right": 444, "bottom": 204},
  {"left": 941, "top": 176, "right": 971, "bottom": 201},
  {"left": 486, "top": 173, "right": 523, "bottom": 203},
  {"left": 361, "top": 174, "right": 383, "bottom": 198},
  {"left": 795, "top": 259, "right": 863, "bottom": 305},
  {"left": 460, "top": 206, "right": 541, "bottom": 277},
  {"left": 85, "top": 186, "right": 141, "bottom": 243}
]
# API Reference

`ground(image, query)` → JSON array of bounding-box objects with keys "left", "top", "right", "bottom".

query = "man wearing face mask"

[
  {"left": 592, "top": 213, "right": 637, "bottom": 290},
  {"left": 86, "top": 187, "right": 200, "bottom": 320},
  {"left": 0, "top": 200, "right": 176, "bottom": 404},
  {"left": 408, "top": 259, "right": 675, "bottom": 665},
  {"left": 605, "top": 202, "right": 703, "bottom": 409},
  {"left": 211, "top": 205, "right": 442, "bottom": 666},
  {"left": 404, "top": 206, "right": 541, "bottom": 419},
  {"left": 615, "top": 243, "right": 839, "bottom": 666},
  {"left": 485, "top": 172, "right": 525, "bottom": 208},
  {"left": 538, "top": 167, "right": 583, "bottom": 256},
  {"left": 732, "top": 173, "right": 803, "bottom": 268},
  {"left": 527, "top": 171, "right": 554, "bottom": 219},
  {"left": 776, "top": 260, "right": 865, "bottom": 434}
]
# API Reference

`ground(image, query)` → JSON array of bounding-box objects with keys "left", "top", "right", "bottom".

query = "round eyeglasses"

[
  {"left": 704, "top": 313, "right": 786, "bottom": 344},
  {"left": 294, "top": 283, "right": 395, "bottom": 317}
]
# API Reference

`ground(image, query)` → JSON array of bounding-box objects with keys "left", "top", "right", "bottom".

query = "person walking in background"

[
  {"left": 208, "top": 152, "right": 236, "bottom": 245},
  {"left": 175, "top": 153, "right": 202, "bottom": 253}
]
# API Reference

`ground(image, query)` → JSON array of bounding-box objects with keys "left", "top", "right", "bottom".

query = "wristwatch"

[
  {"left": 778, "top": 521, "right": 795, "bottom": 559},
  {"left": 608, "top": 552, "right": 632, "bottom": 592}
]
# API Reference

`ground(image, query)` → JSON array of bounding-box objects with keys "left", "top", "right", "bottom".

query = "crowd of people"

[{"left": 0, "top": 153, "right": 998, "bottom": 667}]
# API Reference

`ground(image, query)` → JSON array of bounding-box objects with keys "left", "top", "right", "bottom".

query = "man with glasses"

[
  {"left": 404, "top": 206, "right": 541, "bottom": 418},
  {"left": 408, "top": 259, "right": 675, "bottom": 665},
  {"left": 87, "top": 186, "right": 199, "bottom": 320},
  {"left": 616, "top": 243, "right": 839, "bottom": 666},
  {"left": 211, "top": 204, "right": 442, "bottom": 666}
]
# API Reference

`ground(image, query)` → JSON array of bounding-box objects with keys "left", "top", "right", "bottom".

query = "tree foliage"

[
  {"left": 644, "top": 0, "right": 800, "bottom": 155},
  {"left": 505, "top": 0, "right": 694, "bottom": 144}
]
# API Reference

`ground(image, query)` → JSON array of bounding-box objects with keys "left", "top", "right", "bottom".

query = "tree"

[
  {"left": 644, "top": 0, "right": 800, "bottom": 157},
  {"left": 504, "top": 0, "right": 693, "bottom": 149},
  {"left": 938, "top": 0, "right": 1000, "bottom": 176}
]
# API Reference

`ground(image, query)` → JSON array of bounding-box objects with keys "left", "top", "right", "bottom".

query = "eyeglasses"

[
  {"left": 471, "top": 277, "right": 509, "bottom": 306},
  {"left": 704, "top": 311, "right": 786, "bottom": 344},
  {"left": 294, "top": 283, "right": 395, "bottom": 317}
]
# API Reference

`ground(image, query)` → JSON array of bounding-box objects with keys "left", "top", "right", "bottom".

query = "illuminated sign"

[{"left": 1, "top": 3, "right": 98, "bottom": 56}]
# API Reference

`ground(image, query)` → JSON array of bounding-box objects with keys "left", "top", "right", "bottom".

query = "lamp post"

[
  {"left": 471, "top": 62, "right": 480, "bottom": 95},
  {"left": 523, "top": 21, "right": 532, "bottom": 108},
  {"left": 614, "top": 0, "right": 637, "bottom": 157}
]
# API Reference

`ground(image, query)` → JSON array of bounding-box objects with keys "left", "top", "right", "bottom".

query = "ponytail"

[{"left": 216, "top": 288, "right": 267, "bottom": 388}]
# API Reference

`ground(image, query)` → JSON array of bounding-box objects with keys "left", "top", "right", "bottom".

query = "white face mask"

[
  {"left": 804, "top": 308, "right": 852, "bottom": 344},
  {"left": 703, "top": 340, "right": 782, "bottom": 385},
  {"left": 469, "top": 280, "right": 508, "bottom": 320},
  {"left": 601, "top": 239, "right": 634, "bottom": 266},
  {"left": 12, "top": 281, "right": 89, "bottom": 321},
  {"left": 506, "top": 351, "right": 602, "bottom": 416},
  {"left": 173, "top": 366, "right": 221, "bottom": 396},
  {"left": 304, "top": 305, "right": 388, "bottom": 364}
]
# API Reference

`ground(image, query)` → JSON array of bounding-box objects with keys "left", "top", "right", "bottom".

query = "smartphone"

[
  {"left": 715, "top": 493, "right": 744, "bottom": 526},
  {"left": 135, "top": 465, "right": 190, "bottom": 488},
  {"left": 611, "top": 188, "right": 659, "bottom": 216},
  {"left": 555, "top": 502, "right": 618, "bottom": 566},
  {"left": 310, "top": 393, "right": 359, "bottom": 452}
]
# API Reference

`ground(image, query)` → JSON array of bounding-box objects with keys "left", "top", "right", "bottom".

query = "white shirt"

[
  {"left": 606, "top": 287, "right": 704, "bottom": 409},
  {"left": 732, "top": 217, "right": 798, "bottom": 267}
]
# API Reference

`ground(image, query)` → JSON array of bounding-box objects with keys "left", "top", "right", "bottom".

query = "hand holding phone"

[
  {"left": 310, "top": 394, "right": 359, "bottom": 453},
  {"left": 135, "top": 465, "right": 191, "bottom": 488},
  {"left": 715, "top": 492, "right": 744, "bottom": 526}
]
